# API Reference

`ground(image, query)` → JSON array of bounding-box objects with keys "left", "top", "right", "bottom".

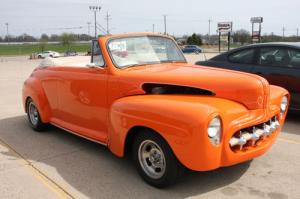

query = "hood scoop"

[{"left": 142, "top": 83, "right": 215, "bottom": 96}]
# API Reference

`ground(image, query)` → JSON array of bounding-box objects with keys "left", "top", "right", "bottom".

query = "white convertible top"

[{"left": 39, "top": 56, "right": 91, "bottom": 68}]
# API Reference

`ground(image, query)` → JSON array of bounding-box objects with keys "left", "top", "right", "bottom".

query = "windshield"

[{"left": 107, "top": 36, "right": 186, "bottom": 68}]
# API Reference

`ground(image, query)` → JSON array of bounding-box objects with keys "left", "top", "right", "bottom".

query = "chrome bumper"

[{"left": 229, "top": 116, "right": 280, "bottom": 150}]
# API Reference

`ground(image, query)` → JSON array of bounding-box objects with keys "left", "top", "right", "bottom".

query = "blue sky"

[{"left": 0, "top": 0, "right": 299, "bottom": 37}]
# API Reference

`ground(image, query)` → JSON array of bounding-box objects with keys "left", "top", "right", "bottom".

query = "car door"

[
  {"left": 251, "top": 46, "right": 290, "bottom": 92},
  {"left": 222, "top": 47, "right": 257, "bottom": 72},
  {"left": 285, "top": 48, "right": 300, "bottom": 110},
  {"left": 43, "top": 51, "right": 50, "bottom": 57},
  {"left": 56, "top": 40, "right": 108, "bottom": 142}
]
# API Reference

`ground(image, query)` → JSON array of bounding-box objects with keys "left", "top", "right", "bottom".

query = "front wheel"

[
  {"left": 26, "top": 99, "right": 47, "bottom": 131},
  {"left": 133, "top": 130, "right": 184, "bottom": 188}
]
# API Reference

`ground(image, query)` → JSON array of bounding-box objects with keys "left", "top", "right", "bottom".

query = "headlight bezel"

[
  {"left": 207, "top": 115, "right": 222, "bottom": 146},
  {"left": 280, "top": 95, "right": 288, "bottom": 115}
]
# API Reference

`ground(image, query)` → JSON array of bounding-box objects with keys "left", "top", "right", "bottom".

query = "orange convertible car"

[{"left": 23, "top": 33, "right": 289, "bottom": 187}]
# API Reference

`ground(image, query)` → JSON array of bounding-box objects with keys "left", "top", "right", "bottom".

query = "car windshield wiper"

[
  {"left": 122, "top": 62, "right": 160, "bottom": 69},
  {"left": 160, "top": 60, "right": 187, "bottom": 63}
]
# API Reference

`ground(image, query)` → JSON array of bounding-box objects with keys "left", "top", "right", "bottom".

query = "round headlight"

[
  {"left": 280, "top": 96, "right": 288, "bottom": 114},
  {"left": 208, "top": 116, "right": 222, "bottom": 145}
]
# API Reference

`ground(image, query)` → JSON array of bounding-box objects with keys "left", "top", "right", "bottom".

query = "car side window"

[
  {"left": 228, "top": 49, "right": 255, "bottom": 64},
  {"left": 91, "top": 40, "right": 105, "bottom": 67},
  {"left": 288, "top": 49, "right": 300, "bottom": 68},
  {"left": 259, "top": 47, "right": 289, "bottom": 67}
]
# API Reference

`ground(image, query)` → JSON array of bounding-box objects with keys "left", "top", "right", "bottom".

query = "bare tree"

[
  {"left": 38, "top": 39, "right": 48, "bottom": 52},
  {"left": 60, "top": 33, "right": 76, "bottom": 50},
  {"left": 233, "top": 29, "right": 251, "bottom": 45}
]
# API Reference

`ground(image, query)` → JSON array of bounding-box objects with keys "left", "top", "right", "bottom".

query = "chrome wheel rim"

[
  {"left": 28, "top": 102, "right": 39, "bottom": 126},
  {"left": 138, "top": 140, "right": 166, "bottom": 179}
]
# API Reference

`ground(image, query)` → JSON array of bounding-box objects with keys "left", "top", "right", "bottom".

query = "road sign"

[
  {"left": 251, "top": 17, "right": 263, "bottom": 23},
  {"left": 218, "top": 22, "right": 232, "bottom": 33}
]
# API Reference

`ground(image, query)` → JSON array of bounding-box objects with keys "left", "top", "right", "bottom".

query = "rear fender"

[{"left": 22, "top": 76, "right": 51, "bottom": 123}]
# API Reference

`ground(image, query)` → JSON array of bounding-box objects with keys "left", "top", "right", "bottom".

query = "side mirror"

[{"left": 86, "top": 63, "right": 97, "bottom": 68}]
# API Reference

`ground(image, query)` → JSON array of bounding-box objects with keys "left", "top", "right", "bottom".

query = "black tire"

[
  {"left": 26, "top": 98, "right": 47, "bottom": 131},
  {"left": 132, "top": 129, "right": 184, "bottom": 188},
  {"left": 38, "top": 55, "right": 42, "bottom": 59}
]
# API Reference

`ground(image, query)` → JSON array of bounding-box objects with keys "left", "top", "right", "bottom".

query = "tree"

[
  {"left": 60, "top": 33, "right": 76, "bottom": 50},
  {"left": 233, "top": 29, "right": 251, "bottom": 45},
  {"left": 50, "top": 34, "right": 59, "bottom": 41},
  {"left": 78, "top": 34, "right": 94, "bottom": 41},
  {"left": 39, "top": 39, "right": 48, "bottom": 52},
  {"left": 187, "top": 33, "right": 202, "bottom": 46},
  {"left": 40, "top": 34, "right": 49, "bottom": 41}
]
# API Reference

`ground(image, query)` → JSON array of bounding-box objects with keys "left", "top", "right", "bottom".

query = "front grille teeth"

[{"left": 229, "top": 116, "right": 279, "bottom": 150}]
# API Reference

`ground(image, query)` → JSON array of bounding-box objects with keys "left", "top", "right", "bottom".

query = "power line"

[
  {"left": 105, "top": 12, "right": 112, "bottom": 35},
  {"left": 96, "top": 23, "right": 107, "bottom": 35}
]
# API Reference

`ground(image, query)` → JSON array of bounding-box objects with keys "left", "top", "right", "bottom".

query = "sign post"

[
  {"left": 250, "top": 17, "right": 263, "bottom": 43},
  {"left": 217, "top": 22, "right": 232, "bottom": 52}
]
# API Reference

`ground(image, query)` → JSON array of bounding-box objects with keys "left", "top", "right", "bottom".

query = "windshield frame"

[{"left": 106, "top": 35, "right": 187, "bottom": 69}]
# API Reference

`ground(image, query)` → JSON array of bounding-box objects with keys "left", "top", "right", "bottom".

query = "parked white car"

[{"left": 37, "top": 51, "right": 60, "bottom": 58}]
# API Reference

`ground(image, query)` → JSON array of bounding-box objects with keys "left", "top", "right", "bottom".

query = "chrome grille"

[{"left": 229, "top": 116, "right": 280, "bottom": 151}]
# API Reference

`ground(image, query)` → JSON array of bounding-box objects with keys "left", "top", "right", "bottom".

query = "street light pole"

[
  {"left": 89, "top": 6, "right": 101, "bottom": 39},
  {"left": 5, "top": 23, "right": 9, "bottom": 44},
  {"left": 163, "top": 15, "right": 167, "bottom": 35},
  {"left": 87, "top": 22, "right": 91, "bottom": 36},
  {"left": 282, "top": 26, "right": 285, "bottom": 41},
  {"left": 208, "top": 18, "right": 212, "bottom": 44}
]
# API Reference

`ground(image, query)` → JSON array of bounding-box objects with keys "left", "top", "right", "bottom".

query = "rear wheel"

[
  {"left": 26, "top": 99, "right": 47, "bottom": 131},
  {"left": 133, "top": 130, "right": 184, "bottom": 188}
]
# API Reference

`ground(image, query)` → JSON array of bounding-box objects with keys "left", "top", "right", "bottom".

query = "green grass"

[{"left": 0, "top": 43, "right": 90, "bottom": 56}]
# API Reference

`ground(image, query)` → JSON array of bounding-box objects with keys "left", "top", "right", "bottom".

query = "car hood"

[{"left": 117, "top": 63, "right": 269, "bottom": 110}]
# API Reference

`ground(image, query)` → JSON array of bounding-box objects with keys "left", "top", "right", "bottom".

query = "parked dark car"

[
  {"left": 64, "top": 51, "right": 78, "bottom": 57},
  {"left": 182, "top": 45, "right": 202, "bottom": 54},
  {"left": 196, "top": 43, "right": 300, "bottom": 110}
]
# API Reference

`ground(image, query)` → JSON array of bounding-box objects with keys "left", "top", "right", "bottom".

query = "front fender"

[{"left": 108, "top": 95, "right": 249, "bottom": 170}]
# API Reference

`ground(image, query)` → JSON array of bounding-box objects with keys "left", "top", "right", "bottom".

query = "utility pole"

[
  {"left": 282, "top": 26, "right": 285, "bottom": 41},
  {"left": 5, "top": 23, "right": 9, "bottom": 43},
  {"left": 208, "top": 18, "right": 212, "bottom": 44},
  {"left": 297, "top": 28, "right": 299, "bottom": 38},
  {"left": 105, "top": 12, "right": 111, "bottom": 35},
  {"left": 89, "top": 6, "right": 101, "bottom": 38},
  {"left": 87, "top": 22, "right": 91, "bottom": 36},
  {"left": 152, "top": 24, "right": 155, "bottom": 33},
  {"left": 163, "top": 15, "right": 167, "bottom": 35}
]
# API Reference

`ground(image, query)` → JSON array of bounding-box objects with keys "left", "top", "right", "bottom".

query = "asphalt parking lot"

[{"left": 0, "top": 54, "right": 299, "bottom": 199}]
